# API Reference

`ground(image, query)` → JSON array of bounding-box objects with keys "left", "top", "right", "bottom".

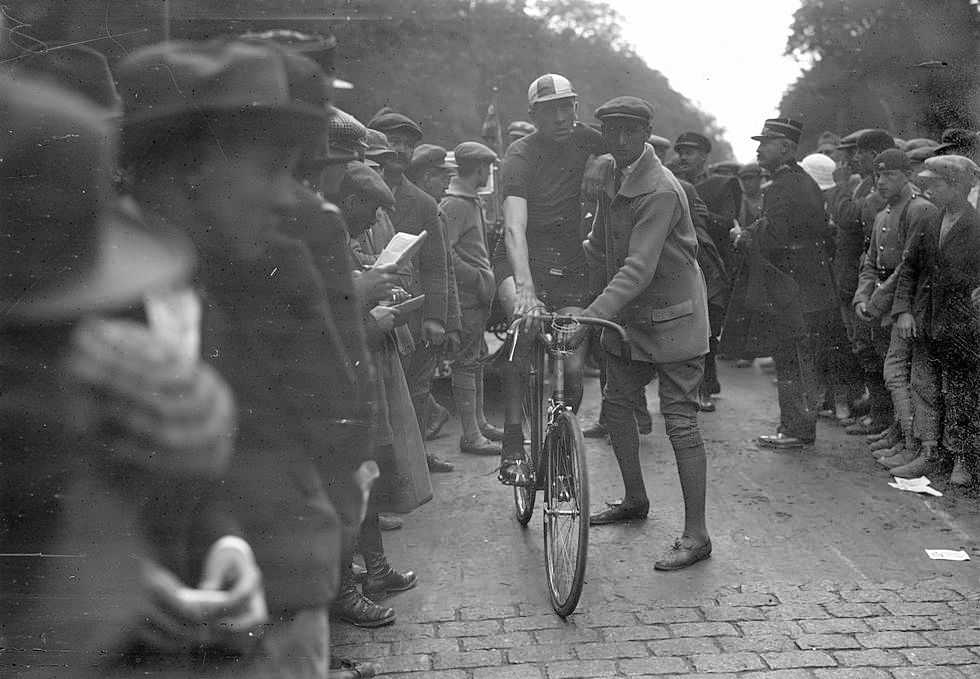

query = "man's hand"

[
  {"left": 353, "top": 263, "right": 399, "bottom": 303},
  {"left": 581, "top": 155, "right": 614, "bottom": 200},
  {"left": 854, "top": 301, "right": 874, "bottom": 322},
  {"left": 370, "top": 305, "right": 401, "bottom": 332},
  {"left": 422, "top": 318, "right": 446, "bottom": 346},
  {"left": 443, "top": 330, "right": 461, "bottom": 356},
  {"left": 896, "top": 312, "right": 917, "bottom": 340},
  {"left": 832, "top": 160, "right": 852, "bottom": 185},
  {"left": 512, "top": 286, "right": 546, "bottom": 332},
  {"left": 134, "top": 537, "right": 267, "bottom": 653}
]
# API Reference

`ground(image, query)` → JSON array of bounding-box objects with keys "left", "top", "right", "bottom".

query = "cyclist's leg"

[{"left": 556, "top": 304, "right": 586, "bottom": 413}]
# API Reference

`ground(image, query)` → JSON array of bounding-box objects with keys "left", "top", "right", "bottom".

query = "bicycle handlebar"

[{"left": 506, "top": 313, "right": 630, "bottom": 361}]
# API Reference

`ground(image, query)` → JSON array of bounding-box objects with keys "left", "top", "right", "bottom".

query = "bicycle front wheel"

[
  {"left": 543, "top": 409, "right": 589, "bottom": 617},
  {"left": 514, "top": 337, "right": 545, "bottom": 526}
]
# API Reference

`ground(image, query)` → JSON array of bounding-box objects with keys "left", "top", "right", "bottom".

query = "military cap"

[
  {"left": 454, "top": 141, "right": 498, "bottom": 165},
  {"left": 917, "top": 154, "right": 980, "bottom": 186},
  {"left": 906, "top": 145, "right": 936, "bottom": 162},
  {"left": 367, "top": 111, "right": 423, "bottom": 140},
  {"left": 751, "top": 117, "right": 803, "bottom": 144},
  {"left": 408, "top": 144, "right": 457, "bottom": 176},
  {"left": 856, "top": 129, "right": 895, "bottom": 153},
  {"left": 873, "top": 148, "right": 910, "bottom": 173},
  {"left": 365, "top": 128, "right": 396, "bottom": 161},
  {"left": 738, "top": 162, "right": 762, "bottom": 177},
  {"left": 594, "top": 96, "right": 655, "bottom": 124},
  {"left": 837, "top": 129, "right": 872, "bottom": 150},
  {"left": 342, "top": 161, "right": 396, "bottom": 208},
  {"left": 508, "top": 120, "right": 536, "bottom": 137},
  {"left": 2, "top": 77, "right": 191, "bottom": 323},
  {"left": 648, "top": 134, "right": 672, "bottom": 151},
  {"left": 800, "top": 153, "right": 836, "bottom": 190},
  {"left": 117, "top": 39, "right": 327, "bottom": 137},
  {"left": 904, "top": 138, "right": 939, "bottom": 152},
  {"left": 327, "top": 107, "right": 367, "bottom": 155},
  {"left": 527, "top": 73, "right": 576, "bottom": 107},
  {"left": 934, "top": 128, "right": 979, "bottom": 156},
  {"left": 674, "top": 131, "right": 712, "bottom": 153}
]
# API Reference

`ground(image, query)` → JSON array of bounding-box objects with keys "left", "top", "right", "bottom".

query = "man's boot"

[
  {"left": 949, "top": 456, "right": 972, "bottom": 487},
  {"left": 870, "top": 429, "right": 901, "bottom": 452},
  {"left": 877, "top": 443, "right": 917, "bottom": 469},
  {"left": 890, "top": 444, "right": 939, "bottom": 479},
  {"left": 329, "top": 566, "right": 395, "bottom": 628},
  {"left": 362, "top": 549, "right": 418, "bottom": 601}
]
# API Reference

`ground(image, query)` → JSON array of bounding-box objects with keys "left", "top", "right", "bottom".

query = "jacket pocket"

[{"left": 649, "top": 299, "right": 694, "bottom": 322}]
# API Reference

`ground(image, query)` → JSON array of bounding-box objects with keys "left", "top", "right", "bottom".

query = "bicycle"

[{"left": 505, "top": 311, "right": 628, "bottom": 617}]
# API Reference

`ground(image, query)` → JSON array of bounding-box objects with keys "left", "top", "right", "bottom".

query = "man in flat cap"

[
  {"left": 573, "top": 96, "right": 712, "bottom": 570},
  {"left": 493, "top": 72, "right": 608, "bottom": 485},
  {"left": 440, "top": 142, "right": 503, "bottom": 455},
  {"left": 732, "top": 117, "right": 838, "bottom": 449},
  {"left": 934, "top": 128, "right": 979, "bottom": 208},
  {"left": 852, "top": 149, "right": 938, "bottom": 472},
  {"left": 368, "top": 111, "right": 454, "bottom": 473},
  {"left": 892, "top": 155, "right": 980, "bottom": 484},
  {"left": 508, "top": 120, "right": 536, "bottom": 142}
]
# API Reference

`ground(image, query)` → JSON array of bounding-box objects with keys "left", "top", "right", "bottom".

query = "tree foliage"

[
  {"left": 1, "top": 0, "right": 732, "bottom": 160},
  {"left": 780, "top": 0, "right": 980, "bottom": 150}
]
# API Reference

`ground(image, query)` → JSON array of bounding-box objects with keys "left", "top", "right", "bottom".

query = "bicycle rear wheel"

[
  {"left": 543, "top": 409, "right": 589, "bottom": 617},
  {"left": 514, "top": 337, "right": 545, "bottom": 526}
]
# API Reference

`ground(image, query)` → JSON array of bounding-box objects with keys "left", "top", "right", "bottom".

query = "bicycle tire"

[
  {"left": 543, "top": 409, "right": 589, "bottom": 617},
  {"left": 514, "top": 336, "right": 545, "bottom": 526}
]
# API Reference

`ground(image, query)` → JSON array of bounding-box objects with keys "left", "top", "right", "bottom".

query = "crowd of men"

[{"left": 2, "top": 23, "right": 979, "bottom": 679}]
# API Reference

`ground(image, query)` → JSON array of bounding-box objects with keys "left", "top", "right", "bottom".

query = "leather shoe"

[
  {"left": 845, "top": 417, "right": 889, "bottom": 436},
  {"left": 890, "top": 445, "right": 939, "bottom": 478},
  {"left": 757, "top": 433, "right": 810, "bottom": 449},
  {"left": 460, "top": 435, "right": 498, "bottom": 456},
  {"left": 329, "top": 657, "right": 376, "bottom": 679},
  {"left": 949, "top": 456, "right": 972, "bottom": 487},
  {"left": 424, "top": 403, "right": 451, "bottom": 440},
  {"left": 480, "top": 423, "right": 504, "bottom": 442},
  {"left": 877, "top": 447, "right": 917, "bottom": 469},
  {"left": 589, "top": 499, "right": 649, "bottom": 525},
  {"left": 698, "top": 391, "right": 716, "bottom": 412},
  {"left": 582, "top": 422, "right": 608, "bottom": 438},
  {"left": 378, "top": 513, "right": 403, "bottom": 531},
  {"left": 654, "top": 537, "right": 712, "bottom": 571},
  {"left": 426, "top": 453, "right": 454, "bottom": 473},
  {"left": 497, "top": 459, "right": 532, "bottom": 487}
]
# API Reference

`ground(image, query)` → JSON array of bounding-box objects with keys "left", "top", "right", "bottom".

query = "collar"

[
  {"left": 444, "top": 175, "right": 480, "bottom": 200},
  {"left": 606, "top": 144, "right": 662, "bottom": 199},
  {"left": 886, "top": 182, "right": 914, "bottom": 207}
]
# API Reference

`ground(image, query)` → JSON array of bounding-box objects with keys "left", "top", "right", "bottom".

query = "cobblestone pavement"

[
  {"left": 332, "top": 578, "right": 980, "bottom": 678},
  {"left": 332, "top": 362, "right": 980, "bottom": 677}
]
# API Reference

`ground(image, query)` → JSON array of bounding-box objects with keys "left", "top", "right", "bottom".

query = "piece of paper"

[
  {"left": 888, "top": 476, "right": 943, "bottom": 497},
  {"left": 925, "top": 549, "right": 970, "bottom": 561},
  {"left": 373, "top": 230, "right": 428, "bottom": 268}
]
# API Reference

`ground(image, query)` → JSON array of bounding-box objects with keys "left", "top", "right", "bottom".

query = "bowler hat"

[
  {"left": 367, "top": 111, "right": 424, "bottom": 141},
  {"left": 342, "top": 161, "right": 396, "bottom": 209},
  {"left": 917, "top": 154, "right": 980, "bottom": 186},
  {"left": 527, "top": 73, "right": 576, "bottom": 107},
  {"left": 751, "top": 118, "right": 804, "bottom": 144},
  {"left": 116, "top": 39, "right": 328, "bottom": 138},
  {"left": 675, "top": 131, "right": 712, "bottom": 153},
  {"left": 407, "top": 144, "right": 457, "bottom": 178},
  {"left": 873, "top": 148, "right": 910, "bottom": 173},
  {"left": 856, "top": 129, "right": 895, "bottom": 154},
  {"left": 2, "top": 76, "right": 191, "bottom": 323},
  {"left": 594, "top": 96, "right": 655, "bottom": 124},
  {"left": 454, "top": 141, "right": 498, "bottom": 165}
]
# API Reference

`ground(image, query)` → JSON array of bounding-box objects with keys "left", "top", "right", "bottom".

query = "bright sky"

[{"left": 611, "top": 0, "right": 805, "bottom": 163}]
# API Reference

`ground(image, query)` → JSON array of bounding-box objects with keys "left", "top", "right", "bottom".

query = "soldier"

[
  {"left": 672, "top": 131, "right": 712, "bottom": 184},
  {"left": 738, "top": 118, "right": 838, "bottom": 448},
  {"left": 573, "top": 96, "right": 712, "bottom": 571},
  {"left": 440, "top": 141, "right": 503, "bottom": 455}
]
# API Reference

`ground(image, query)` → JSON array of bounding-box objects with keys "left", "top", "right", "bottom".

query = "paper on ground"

[
  {"left": 925, "top": 549, "right": 970, "bottom": 561},
  {"left": 888, "top": 476, "right": 943, "bottom": 497}
]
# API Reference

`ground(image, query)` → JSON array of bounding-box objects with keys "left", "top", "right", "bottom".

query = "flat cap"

[
  {"left": 367, "top": 111, "right": 423, "bottom": 140},
  {"left": 873, "top": 148, "right": 910, "bottom": 173},
  {"left": 648, "top": 134, "right": 671, "bottom": 150},
  {"left": 365, "top": 128, "right": 396, "bottom": 161},
  {"left": 934, "top": 128, "right": 979, "bottom": 155},
  {"left": 408, "top": 144, "right": 456, "bottom": 176},
  {"left": 454, "top": 141, "right": 498, "bottom": 165},
  {"left": 751, "top": 117, "right": 803, "bottom": 144},
  {"left": 508, "top": 120, "right": 536, "bottom": 137},
  {"left": 738, "top": 162, "right": 762, "bottom": 177},
  {"left": 837, "top": 128, "right": 872, "bottom": 150},
  {"left": 906, "top": 145, "right": 936, "bottom": 162},
  {"left": 527, "top": 73, "right": 576, "bottom": 107},
  {"left": 594, "top": 96, "right": 655, "bottom": 124},
  {"left": 856, "top": 129, "right": 895, "bottom": 153},
  {"left": 710, "top": 160, "right": 742, "bottom": 176},
  {"left": 342, "top": 161, "right": 395, "bottom": 208},
  {"left": 327, "top": 107, "right": 367, "bottom": 154},
  {"left": 904, "top": 138, "right": 939, "bottom": 152},
  {"left": 918, "top": 154, "right": 980, "bottom": 186},
  {"left": 675, "top": 131, "right": 712, "bottom": 153}
]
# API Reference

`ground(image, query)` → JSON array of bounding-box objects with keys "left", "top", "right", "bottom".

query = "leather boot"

[
  {"left": 890, "top": 444, "right": 939, "bottom": 479},
  {"left": 870, "top": 431, "right": 901, "bottom": 452},
  {"left": 878, "top": 444, "right": 917, "bottom": 469},
  {"left": 949, "top": 456, "right": 972, "bottom": 487},
  {"left": 329, "top": 566, "right": 395, "bottom": 628},
  {"left": 363, "top": 551, "right": 418, "bottom": 601}
]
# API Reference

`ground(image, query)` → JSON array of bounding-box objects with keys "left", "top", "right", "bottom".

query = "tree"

[{"left": 780, "top": 0, "right": 980, "bottom": 150}]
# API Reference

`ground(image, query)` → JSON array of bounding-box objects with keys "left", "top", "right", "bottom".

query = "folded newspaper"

[{"left": 373, "top": 230, "right": 428, "bottom": 268}]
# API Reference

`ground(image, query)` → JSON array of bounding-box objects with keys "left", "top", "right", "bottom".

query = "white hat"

[{"left": 801, "top": 153, "right": 836, "bottom": 191}]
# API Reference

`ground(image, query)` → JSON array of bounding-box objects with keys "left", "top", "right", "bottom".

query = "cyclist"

[{"left": 494, "top": 73, "right": 608, "bottom": 485}]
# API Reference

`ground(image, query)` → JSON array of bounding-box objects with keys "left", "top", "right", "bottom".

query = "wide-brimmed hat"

[{"left": 2, "top": 76, "right": 191, "bottom": 323}]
